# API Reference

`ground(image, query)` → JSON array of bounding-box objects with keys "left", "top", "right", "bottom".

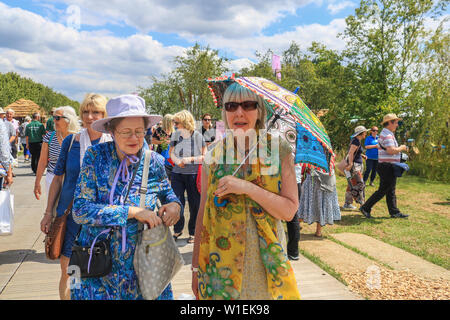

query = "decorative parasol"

[{"left": 207, "top": 75, "right": 335, "bottom": 173}]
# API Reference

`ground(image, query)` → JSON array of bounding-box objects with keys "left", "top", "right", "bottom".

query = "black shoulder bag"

[{"left": 68, "top": 163, "right": 139, "bottom": 279}]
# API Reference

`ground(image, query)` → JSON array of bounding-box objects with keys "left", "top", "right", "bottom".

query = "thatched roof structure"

[{"left": 5, "top": 99, "right": 47, "bottom": 119}]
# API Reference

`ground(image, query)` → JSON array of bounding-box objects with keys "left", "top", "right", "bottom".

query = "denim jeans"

[
  {"left": 363, "top": 159, "right": 378, "bottom": 184},
  {"left": 171, "top": 172, "right": 201, "bottom": 236}
]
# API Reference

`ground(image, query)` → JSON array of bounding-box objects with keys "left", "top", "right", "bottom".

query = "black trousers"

[
  {"left": 29, "top": 142, "right": 42, "bottom": 174},
  {"left": 286, "top": 183, "right": 301, "bottom": 257},
  {"left": 172, "top": 172, "right": 200, "bottom": 236},
  {"left": 361, "top": 162, "right": 401, "bottom": 216},
  {"left": 363, "top": 159, "right": 378, "bottom": 184}
]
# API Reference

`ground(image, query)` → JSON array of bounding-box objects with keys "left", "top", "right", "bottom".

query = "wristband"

[
  {"left": 191, "top": 266, "right": 198, "bottom": 272},
  {"left": 44, "top": 212, "right": 52, "bottom": 217}
]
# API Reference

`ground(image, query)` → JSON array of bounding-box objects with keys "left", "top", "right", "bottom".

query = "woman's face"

[
  {"left": 173, "top": 118, "right": 184, "bottom": 130},
  {"left": 225, "top": 100, "right": 259, "bottom": 133},
  {"left": 202, "top": 116, "right": 212, "bottom": 129},
  {"left": 82, "top": 107, "right": 104, "bottom": 129},
  {"left": 113, "top": 117, "right": 146, "bottom": 156},
  {"left": 54, "top": 110, "right": 68, "bottom": 132}
]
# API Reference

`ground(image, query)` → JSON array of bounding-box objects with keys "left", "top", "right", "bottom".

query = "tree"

[
  {"left": 0, "top": 72, "right": 79, "bottom": 114},
  {"left": 139, "top": 43, "right": 229, "bottom": 120}
]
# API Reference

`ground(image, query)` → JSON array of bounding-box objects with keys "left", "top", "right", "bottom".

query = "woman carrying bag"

[
  {"left": 70, "top": 94, "right": 182, "bottom": 300},
  {"left": 41, "top": 94, "right": 110, "bottom": 300},
  {"left": 342, "top": 126, "right": 369, "bottom": 210}
]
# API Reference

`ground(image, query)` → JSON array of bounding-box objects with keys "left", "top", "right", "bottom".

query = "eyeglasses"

[
  {"left": 203, "top": 118, "right": 212, "bottom": 122},
  {"left": 224, "top": 101, "right": 258, "bottom": 112},
  {"left": 53, "top": 116, "right": 67, "bottom": 121},
  {"left": 115, "top": 128, "right": 146, "bottom": 138}
]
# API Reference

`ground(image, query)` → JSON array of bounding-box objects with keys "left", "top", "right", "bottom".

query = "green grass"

[{"left": 301, "top": 173, "right": 450, "bottom": 270}]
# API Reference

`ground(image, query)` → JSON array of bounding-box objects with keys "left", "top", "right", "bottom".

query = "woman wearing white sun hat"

[
  {"left": 70, "top": 94, "right": 182, "bottom": 300},
  {"left": 342, "top": 125, "right": 369, "bottom": 210}
]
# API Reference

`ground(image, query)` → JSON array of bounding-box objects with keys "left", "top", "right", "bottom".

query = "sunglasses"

[
  {"left": 372, "top": 129, "right": 378, "bottom": 132},
  {"left": 224, "top": 101, "right": 258, "bottom": 112},
  {"left": 203, "top": 118, "right": 212, "bottom": 122},
  {"left": 173, "top": 121, "right": 180, "bottom": 125},
  {"left": 53, "top": 116, "right": 67, "bottom": 121}
]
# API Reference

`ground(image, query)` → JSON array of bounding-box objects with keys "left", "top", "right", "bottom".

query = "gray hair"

[
  {"left": 221, "top": 83, "right": 267, "bottom": 130},
  {"left": 54, "top": 106, "right": 80, "bottom": 134}
]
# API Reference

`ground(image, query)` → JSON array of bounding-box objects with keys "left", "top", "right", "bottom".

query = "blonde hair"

[
  {"left": 54, "top": 106, "right": 80, "bottom": 134},
  {"left": 80, "top": 93, "right": 108, "bottom": 117},
  {"left": 162, "top": 114, "right": 174, "bottom": 134},
  {"left": 222, "top": 82, "right": 267, "bottom": 130},
  {"left": 173, "top": 110, "right": 195, "bottom": 132}
]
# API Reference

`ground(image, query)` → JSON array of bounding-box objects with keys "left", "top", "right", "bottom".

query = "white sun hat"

[{"left": 91, "top": 94, "right": 162, "bottom": 133}]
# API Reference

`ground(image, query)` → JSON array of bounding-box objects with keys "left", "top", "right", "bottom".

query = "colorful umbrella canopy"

[{"left": 207, "top": 75, "right": 335, "bottom": 173}]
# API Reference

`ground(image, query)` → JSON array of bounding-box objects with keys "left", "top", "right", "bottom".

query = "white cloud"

[
  {"left": 227, "top": 58, "right": 255, "bottom": 73},
  {"left": 42, "top": 0, "right": 317, "bottom": 37},
  {"left": 196, "top": 18, "right": 347, "bottom": 60},
  {"left": 0, "top": 1, "right": 354, "bottom": 101},
  {"left": 0, "top": 2, "right": 186, "bottom": 101},
  {"left": 327, "top": 1, "right": 355, "bottom": 15}
]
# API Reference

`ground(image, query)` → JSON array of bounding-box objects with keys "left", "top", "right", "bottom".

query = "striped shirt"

[
  {"left": 42, "top": 131, "right": 62, "bottom": 174},
  {"left": 378, "top": 128, "right": 400, "bottom": 163}
]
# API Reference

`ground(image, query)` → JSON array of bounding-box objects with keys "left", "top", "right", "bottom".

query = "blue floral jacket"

[{"left": 71, "top": 141, "right": 181, "bottom": 300}]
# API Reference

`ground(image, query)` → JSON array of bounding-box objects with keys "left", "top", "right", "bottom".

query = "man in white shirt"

[
  {"left": 5, "top": 109, "right": 19, "bottom": 161},
  {"left": 360, "top": 114, "right": 409, "bottom": 219}
]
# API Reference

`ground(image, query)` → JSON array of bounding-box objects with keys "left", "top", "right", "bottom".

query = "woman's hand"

[
  {"left": 4, "top": 174, "right": 13, "bottom": 188},
  {"left": 34, "top": 183, "right": 42, "bottom": 200},
  {"left": 177, "top": 159, "right": 186, "bottom": 168},
  {"left": 134, "top": 208, "right": 162, "bottom": 229},
  {"left": 192, "top": 271, "right": 199, "bottom": 299},
  {"left": 345, "top": 163, "right": 353, "bottom": 171},
  {"left": 214, "top": 175, "right": 250, "bottom": 198},
  {"left": 362, "top": 154, "right": 367, "bottom": 160},
  {"left": 158, "top": 202, "right": 181, "bottom": 227},
  {"left": 40, "top": 214, "right": 52, "bottom": 234}
]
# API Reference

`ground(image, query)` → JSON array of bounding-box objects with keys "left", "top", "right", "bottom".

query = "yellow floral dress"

[{"left": 198, "top": 133, "right": 300, "bottom": 300}]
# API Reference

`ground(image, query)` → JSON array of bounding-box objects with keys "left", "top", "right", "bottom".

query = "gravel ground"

[{"left": 342, "top": 268, "right": 450, "bottom": 300}]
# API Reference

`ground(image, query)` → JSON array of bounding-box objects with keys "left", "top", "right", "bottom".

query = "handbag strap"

[
  {"left": 51, "top": 134, "right": 77, "bottom": 220},
  {"left": 139, "top": 150, "right": 152, "bottom": 208}
]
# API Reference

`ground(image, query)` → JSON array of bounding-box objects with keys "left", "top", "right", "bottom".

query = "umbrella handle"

[{"left": 231, "top": 112, "right": 281, "bottom": 177}]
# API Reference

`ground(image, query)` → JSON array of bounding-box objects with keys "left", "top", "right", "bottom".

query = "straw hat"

[
  {"left": 0, "top": 108, "right": 5, "bottom": 114},
  {"left": 351, "top": 125, "right": 369, "bottom": 138},
  {"left": 382, "top": 113, "right": 402, "bottom": 125},
  {"left": 91, "top": 94, "right": 162, "bottom": 134}
]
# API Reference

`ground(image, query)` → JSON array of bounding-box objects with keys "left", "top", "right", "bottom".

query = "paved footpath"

[{"left": 0, "top": 159, "right": 361, "bottom": 300}]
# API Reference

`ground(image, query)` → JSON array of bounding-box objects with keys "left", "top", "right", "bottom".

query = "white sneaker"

[{"left": 343, "top": 204, "right": 357, "bottom": 210}]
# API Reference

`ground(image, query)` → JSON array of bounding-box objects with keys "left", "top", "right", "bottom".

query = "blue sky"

[{"left": 0, "top": 0, "right": 444, "bottom": 102}]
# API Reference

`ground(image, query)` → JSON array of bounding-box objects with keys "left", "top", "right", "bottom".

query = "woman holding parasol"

[{"left": 191, "top": 81, "right": 300, "bottom": 300}]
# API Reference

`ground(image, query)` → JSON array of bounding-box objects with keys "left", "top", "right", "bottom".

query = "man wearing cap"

[
  {"left": 343, "top": 125, "right": 369, "bottom": 210},
  {"left": 360, "top": 114, "right": 409, "bottom": 219}
]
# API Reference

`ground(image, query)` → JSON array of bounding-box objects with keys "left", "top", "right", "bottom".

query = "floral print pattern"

[
  {"left": 71, "top": 141, "right": 182, "bottom": 300},
  {"left": 198, "top": 133, "right": 300, "bottom": 300}
]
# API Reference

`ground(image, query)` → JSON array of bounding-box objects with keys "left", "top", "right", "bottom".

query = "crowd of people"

[
  {"left": 0, "top": 83, "right": 409, "bottom": 300},
  {"left": 341, "top": 115, "right": 409, "bottom": 219}
]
